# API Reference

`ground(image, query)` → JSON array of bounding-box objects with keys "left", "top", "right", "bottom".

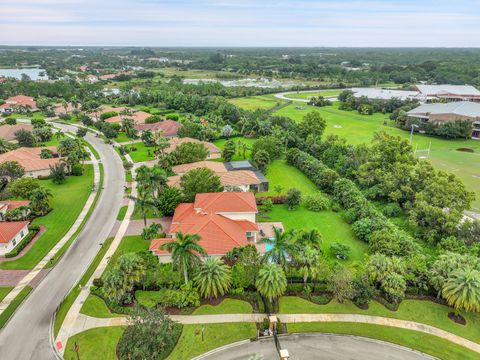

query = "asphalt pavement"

[{"left": 0, "top": 124, "right": 124, "bottom": 360}]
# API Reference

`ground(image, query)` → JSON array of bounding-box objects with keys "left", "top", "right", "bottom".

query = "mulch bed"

[
  {"left": 448, "top": 312, "right": 467, "bottom": 325},
  {"left": 456, "top": 148, "right": 474, "bottom": 153}
]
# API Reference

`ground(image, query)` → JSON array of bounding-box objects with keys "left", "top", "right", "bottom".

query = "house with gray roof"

[
  {"left": 407, "top": 101, "right": 480, "bottom": 138},
  {"left": 414, "top": 84, "right": 480, "bottom": 102}
]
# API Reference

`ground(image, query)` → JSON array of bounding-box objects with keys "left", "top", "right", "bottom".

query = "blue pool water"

[{"left": 265, "top": 243, "right": 274, "bottom": 251}]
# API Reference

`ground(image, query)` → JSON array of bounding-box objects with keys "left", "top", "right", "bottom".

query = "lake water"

[{"left": 0, "top": 68, "right": 48, "bottom": 80}]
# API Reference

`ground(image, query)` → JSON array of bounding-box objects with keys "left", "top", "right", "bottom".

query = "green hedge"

[{"left": 5, "top": 229, "right": 39, "bottom": 258}]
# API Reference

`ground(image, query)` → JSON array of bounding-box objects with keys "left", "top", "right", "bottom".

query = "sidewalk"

[
  {"left": 68, "top": 312, "right": 480, "bottom": 354},
  {"left": 0, "top": 134, "right": 101, "bottom": 315},
  {"left": 55, "top": 151, "right": 136, "bottom": 355}
]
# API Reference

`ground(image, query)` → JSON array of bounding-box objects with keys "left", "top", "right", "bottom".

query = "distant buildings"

[
  {"left": 105, "top": 110, "right": 151, "bottom": 125},
  {"left": 0, "top": 95, "right": 37, "bottom": 114},
  {"left": 407, "top": 101, "right": 480, "bottom": 138},
  {"left": 351, "top": 88, "right": 419, "bottom": 101},
  {"left": 149, "top": 192, "right": 283, "bottom": 262}
]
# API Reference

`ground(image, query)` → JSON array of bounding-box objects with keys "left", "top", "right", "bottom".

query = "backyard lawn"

[
  {"left": 0, "top": 165, "right": 94, "bottom": 270},
  {"left": 65, "top": 327, "right": 125, "bottom": 360},
  {"left": 126, "top": 141, "right": 155, "bottom": 163},
  {"left": 228, "top": 94, "right": 287, "bottom": 111},
  {"left": 287, "top": 322, "right": 480, "bottom": 360},
  {"left": 279, "top": 296, "right": 480, "bottom": 343},
  {"left": 259, "top": 160, "right": 318, "bottom": 196},
  {"left": 260, "top": 205, "right": 366, "bottom": 264},
  {"left": 115, "top": 132, "right": 136, "bottom": 144},
  {"left": 274, "top": 101, "right": 480, "bottom": 211},
  {"left": 103, "top": 235, "right": 149, "bottom": 274}
]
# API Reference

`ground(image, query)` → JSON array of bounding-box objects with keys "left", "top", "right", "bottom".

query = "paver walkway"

[
  {"left": 0, "top": 133, "right": 101, "bottom": 315},
  {"left": 69, "top": 312, "right": 480, "bottom": 354}
]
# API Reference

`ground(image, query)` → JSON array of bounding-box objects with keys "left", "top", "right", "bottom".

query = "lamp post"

[{"left": 410, "top": 124, "right": 419, "bottom": 144}]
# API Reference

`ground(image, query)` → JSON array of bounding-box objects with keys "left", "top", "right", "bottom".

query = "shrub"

[
  {"left": 330, "top": 242, "right": 351, "bottom": 260},
  {"left": 304, "top": 193, "right": 330, "bottom": 211},
  {"left": 5, "top": 117, "right": 17, "bottom": 125},
  {"left": 165, "top": 113, "right": 180, "bottom": 121},
  {"left": 286, "top": 188, "right": 301, "bottom": 210},
  {"left": 145, "top": 115, "right": 163, "bottom": 124},
  {"left": 71, "top": 163, "right": 83, "bottom": 176},
  {"left": 259, "top": 198, "right": 273, "bottom": 213},
  {"left": 123, "top": 161, "right": 134, "bottom": 170},
  {"left": 93, "top": 278, "right": 104, "bottom": 287},
  {"left": 100, "top": 111, "right": 118, "bottom": 120},
  {"left": 37, "top": 174, "right": 51, "bottom": 180},
  {"left": 382, "top": 203, "right": 402, "bottom": 217}
]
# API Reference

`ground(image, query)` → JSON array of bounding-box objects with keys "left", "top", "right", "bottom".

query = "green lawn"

[
  {"left": 115, "top": 132, "right": 136, "bottom": 144},
  {"left": 0, "top": 166, "right": 94, "bottom": 270},
  {"left": 279, "top": 296, "right": 480, "bottom": 343},
  {"left": 65, "top": 327, "right": 125, "bottom": 360},
  {"left": 274, "top": 101, "right": 480, "bottom": 211},
  {"left": 80, "top": 294, "right": 124, "bottom": 318},
  {"left": 116, "top": 206, "right": 128, "bottom": 221},
  {"left": 213, "top": 137, "right": 257, "bottom": 161},
  {"left": 0, "top": 286, "right": 13, "bottom": 302},
  {"left": 0, "top": 286, "right": 32, "bottom": 329},
  {"left": 259, "top": 160, "right": 318, "bottom": 196},
  {"left": 167, "top": 323, "right": 256, "bottom": 360},
  {"left": 127, "top": 141, "right": 155, "bottom": 163},
  {"left": 228, "top": 94, "right": 287, "bottom": 111},
  {"left": 54, "top": 237, "right": 114, "bottom": 337},
  {"left": 284, "top": 90, "right": 342, "bottom": 100},
  {"left": 287, "top": 322, "right": 480, "bottom": 360},
  {"left": 104, "top": 236, "right": 149, "bottom": 274},
  {"left": 193, "top": 298, "right": 253, "bottom": 315},
  {"left": 260, "top": 205, "right": 366, "bottom": 264}
]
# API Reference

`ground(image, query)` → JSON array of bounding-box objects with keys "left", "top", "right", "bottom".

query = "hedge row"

[
  {"left": 5, "top": 227, "right": 39, "bottom": 258},
  {"left": 286, "top": 148, "right": 418, "bottom": 257}
]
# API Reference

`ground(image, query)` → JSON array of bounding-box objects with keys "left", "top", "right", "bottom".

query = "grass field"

[
  {"left": 260, "top": 205, "right": 366, "bottom": 264},
  {"left": 228, "top": 94, "right": 287, "bottom": 111},
  {"left": 287, "top": 322, "right": 480, "bottom": 360},
  {"left": 284, "top": 89, "right": 343, "bottom": 99},
  {"left": 80, "top": 294, "right": 124, "bottom": 318},
  {"left": 127, "top": 141, "right": 155, "bottom": 163},
  {"left": 0, "top": 286, "right": 32, "bottom": 329},
  {"left": 0, "top": 166, "right": 94, "bottom": 270},
  {"left": 115, "top": 132, "right": 136, "bottom": 144},
  {"left": 65, "top": 326, "right": 125, "bottom": 360},
  {"left": 0, "top": 287, "right": 13, "bottom": 302},
  {"left": 279, "top": 296, "right": 480, "bottom": 343},
  {"left": 193, "top": 298, "right": 253, "bottom": 315},
  {"left": 259, "top": 160, "right": 318, "bottom": 196},
  {"left": 274, "top": 101, "right": 480, "bottom": 210}
]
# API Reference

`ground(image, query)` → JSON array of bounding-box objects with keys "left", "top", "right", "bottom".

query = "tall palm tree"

[
  {"left": 30, "top": 187, "right": 52, "bottom": 215},
  {"left": 194, "top": 257, "right": 232, "bottom": 299},
  {"left": 295, "top": 229, "right": 323, "bottom": 251},
  {"left": 442, "top": 267, "right": 480, "bottom": 314},
  {"left": 141, "top": 222, "right": 163, "bottom": 241},
  {"left": 160, "top": 231, "right": 207, "bottom": 284},
  {"left": 260, "top": 227, "right": 295, "bottom": 270},
  {"left": 136, "top": 165, "right": 166, "bottom": 197},
  {"left": 127, "top": 185, "right": 157, "bottom": 226},
  {"left": 294, "top": 245, "right": 322, "bottom": 284},
  {"left": 256, "top": 263, "right": 287, "bottom": 303}
]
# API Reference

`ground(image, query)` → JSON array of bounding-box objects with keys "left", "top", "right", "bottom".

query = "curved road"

[
  {"left": 198, "top": 333, "right": 436, "bottom": 360},
  {"left": 0, "top": 123, "right": 124, "bottom": 360},
  {"left": 275, "top": 88, "right": 340, "bottom": 102}
]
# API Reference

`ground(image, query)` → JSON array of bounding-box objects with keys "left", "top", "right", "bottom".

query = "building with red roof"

[
  {"left": 0, "top": 200, "right": 31, "bottom": 221},
  {"left": 0, "top": 147, "right": 61, "bottom": 177},
  {"left": 105, "top": 110, "right": 151, "bottom": 125},
  {"left": 149, "top": 192, "right": 282, "bottom": 262},
  {"left": 0, "top": 221, "right": 29, "bottom": 255},
  {"left": 134, "top": 120, "right": 182, "bottom": 137},
  {"left": 0, "top": 95, "right": 37, "bottom": 114}
]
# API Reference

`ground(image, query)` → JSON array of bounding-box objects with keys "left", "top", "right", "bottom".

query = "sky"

[{"left": 1, "top": 0, "right": 480, "bottom": 47}]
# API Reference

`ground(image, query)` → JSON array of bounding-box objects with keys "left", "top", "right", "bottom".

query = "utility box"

[
  {"left": 280, "top": 349, "right": 290, "bottom": 360},
  {"left": 269, "top": 315, "right": 277, "bottom": 332}
]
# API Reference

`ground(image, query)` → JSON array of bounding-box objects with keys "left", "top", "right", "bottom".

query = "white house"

[{"left": 0, "top": 221, "right": 29, "bottom": 256}]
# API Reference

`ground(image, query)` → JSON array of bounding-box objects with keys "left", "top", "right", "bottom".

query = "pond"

[{"left": 0, "top": 68, "right": 48, "bottom": 80}]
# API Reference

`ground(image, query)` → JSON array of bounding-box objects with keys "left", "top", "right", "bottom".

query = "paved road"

[
  {"left": 0, "top": 124, "right": 124, "bottom": 360},
  {"left": 197, "top": 333, "right": 436, "bottom": 360},
  {"left": 275, "top": 89, "right": 340, "bottom": 102}
]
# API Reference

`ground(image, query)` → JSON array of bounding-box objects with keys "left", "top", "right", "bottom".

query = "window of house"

[{"left": 12, "top": 239, "right": 16, "bottom": 246}]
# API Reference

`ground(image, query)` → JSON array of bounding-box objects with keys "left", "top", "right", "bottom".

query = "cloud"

[{"left": 1, "top": 0, "right": 480, "bottom": 46}]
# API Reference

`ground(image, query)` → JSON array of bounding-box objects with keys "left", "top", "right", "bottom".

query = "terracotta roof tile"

[
  {"left": 0, "top": 221, "right": 29, "bottom": 243},
  {"left": 0, "top": 147, "right": 60, "bottom": 172},
  {"left": 0, "top": 124, "right": 33, "bottom": 141},
  {"left": 172, "top": 161, "right": 227, "bottom": 175},
  {"left": 134, "top": 120, "right": 182, "bottom": 137}
]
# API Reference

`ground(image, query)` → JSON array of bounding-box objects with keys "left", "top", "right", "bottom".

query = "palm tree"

[
  {"left": 30, "top": 187, "right": 52, "bottom": 215},
  {"left": 127, "top": 185, "right": 157, "bottom": 226},
  {"left": 442, "top": 267, "right": 480, "bottom": 314},
  {"left": 103, "top": 268, "right": 125, "bottom": 302},
  {"left": 260, "top": 227, "right": 295, "bottom": 270},
  {"left": 141, "top": 222, "right": 163, "bottom": 241},
  {"left": 153, "top": 130, "right": 169, "bottom": 159},
  {"left": 295, "top": 245, "right": 322, "bottom": 284},
  {"left": 136, "top": 165, "right": 166, "bottom": 197},
  {"left": 116, "top": 253, "right": 146, "bottom": 288},
  {"left": 160, "top": 231, "right": 207, "bottom": 284},
  {"left": 295, "top": 229, "right": 323, "bottom": 251},
  {"left": 256, "top": 263, "right": 287, "bottom": 303},
  {"left": 194, "top": 257, "right": 232, "bottom": 299},
  {"left": 55, "top": 129, "right": 64, "bottom": 140},
  {"left": 0, "top": 139, "right": 14, "bottom": 154}
]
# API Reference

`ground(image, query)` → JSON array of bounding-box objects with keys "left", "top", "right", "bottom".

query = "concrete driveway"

[{"left": 197, "top": 333, "right": 436, "bottom": 360}]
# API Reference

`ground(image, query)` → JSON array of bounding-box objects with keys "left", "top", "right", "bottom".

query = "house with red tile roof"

[
  {"left": 0, "top": 147, "right": 61, "bottom": 177},
  {"left": 0, "top": 124, "right": 34, "bottom": 142},
  {"left": 168, "top": 170, "right": 263, "bottom": 192},
  {"left": 165, "top": 137, "right": 221, "bottom": 160},
  {"left": 0, "top": 200, "right": 31, "bottom": 221},
  {"left": 0, "top": 221, "right": 29, "bottom": 256},
  {"left": 105, "top": 111, "right": 151, "bottom": 125},
  {"left": 149, "top": 192, "right": 283, "bottom": 262},
  {"left": 0, "top": 95, "right": 37, "bottom": 114},
  {"left": 134, "top": 120, "right": 182, "bottom": 137}
]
